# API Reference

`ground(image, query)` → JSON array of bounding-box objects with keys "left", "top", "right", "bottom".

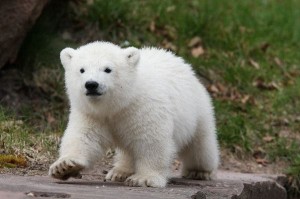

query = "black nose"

[{"left": 85, "top": 81, "right": 99, "bottom": 90}]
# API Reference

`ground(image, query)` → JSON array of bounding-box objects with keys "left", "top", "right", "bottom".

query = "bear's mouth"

[{"left": 86, "top": 92, "right": 102, "bottom": 96}]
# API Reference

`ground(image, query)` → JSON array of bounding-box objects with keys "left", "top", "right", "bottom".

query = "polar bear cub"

[{"left": 49, "top": 41, "right": 219, "bottom": 187}]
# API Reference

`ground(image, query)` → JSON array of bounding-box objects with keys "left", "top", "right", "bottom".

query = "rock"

[
  {"left": 0, "top": 191, "right": 24, "bottom": 199},
  {"left": 0, "top": 171, "right": 287, "bottom": 199},
  {"left": 0, "top": 0, "right": 49, "bottom": 69},
  {"left": 232, "top": 181, "right": 286, "bottom": 199}
]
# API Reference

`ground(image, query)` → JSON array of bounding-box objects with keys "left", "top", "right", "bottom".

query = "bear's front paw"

[
  {"left": 182, "top": 170, "right": 214, "bottom": 180},
  {"left": 125, "top": 174, "right": 167, "bottom": 188},
  {"left": 105, "top": 167, "right": 133, "bottom": 182},
  {"left": 49, "top": 157, "right": 85, "bottom": 180}
]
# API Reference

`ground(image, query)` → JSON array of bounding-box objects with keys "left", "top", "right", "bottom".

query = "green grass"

[
  {"left": 0, "top": 107, "right": 60, "bottom": 167},
  {"left": 1, "top": 0, "right": 300, "bottom": 194}
]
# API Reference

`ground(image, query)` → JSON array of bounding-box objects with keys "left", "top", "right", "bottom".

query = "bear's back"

[
  {"left": 138, "top": 47, "right": 194, "bottom": 77},
  {"left": 137, "top": 47, "right": 203, "bottom": 97}
]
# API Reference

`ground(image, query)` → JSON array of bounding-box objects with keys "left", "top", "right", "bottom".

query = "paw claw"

[
  {"left": 124, "top": 174, "right": 166, "bottom": 188},
  {"left": 49, "top": 157, "right": 85, "bottom": 180},
  {"left": 105, "top": 167, "right": 132, "bottom": 182},
  {"left": 183, "top": 170, "right": 214, "bottom": 180}
]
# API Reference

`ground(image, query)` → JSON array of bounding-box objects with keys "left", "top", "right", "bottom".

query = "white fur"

[{"left": 49, "top": 41, "right": 220, "bottom": 187}]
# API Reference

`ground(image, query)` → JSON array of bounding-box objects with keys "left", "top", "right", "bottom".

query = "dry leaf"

[
  {"left": 188, "top": 37, "right": 202, "bottom": 48},
  {"left": 274, "top": 57, "right": 283, "bottom": 67},
  {"left": 149, "top": 21, "right": 155, "bottom": 32},
  {"left": 241, "top": 95, "right": 250, "bottom": 104},
  {"left": 272, "top": 118, "right": 289, "bottom": 127},
  {"left": 208, "top": 84, "right": 219, "bottom": 94},
  {"left": 269, "top": 82, "right": 280, "bottom": 90},
  {"left": 249, "top": 58, "right": 260, "bottom": 69},
  {"left": 166, "top": 6, "right": 176, "bottom": 12},
  {"left": 216, "top": 83, "right": 226, "bottom": 93},
  {"left": 207, "top": 83, "right": 257, "bottom": 105},
  {"left": 253, "top": 79, "right": 280, "bottom": 90},
  {"left": 278, "top": 129, "right": 290, "bottom": 138},
  {"left": 161, "top": 40, "right": 177, "bottom": 52},
  {"left": 191, "top": 46, "right": 205, "bottom": 57},
  {"left": 253, "top": 148, "right": 266, "bottom": 159},
  {"left": 46, "top": 113, "right": 55, "bottom": 124},
  {"left": 255, "top": 158, "right": 268, "bottom": 166},
  {"left": 164, "top": 25, "right": 177, "bottom": 40},
  {"left": 263, "top": 135, "right": 274, "bottom": 142}
]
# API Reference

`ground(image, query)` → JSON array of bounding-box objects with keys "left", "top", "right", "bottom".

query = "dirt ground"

[{"left": 0, "top": 149, "right": 288, "bottom": 182}]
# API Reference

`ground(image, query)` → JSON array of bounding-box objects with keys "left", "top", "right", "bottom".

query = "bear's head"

[{"left": 60, "top": 41, "right": 140, "bottom": 114}]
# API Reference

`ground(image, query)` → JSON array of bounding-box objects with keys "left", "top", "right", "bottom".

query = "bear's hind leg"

[
  {"left": 180, "top": 122, "right": 219, "bottom": 180},
  {"left": 106, "top": 149, "right": 134, "bottom": 182},
  {"left": 124, "top": 134, "right": 175, "bottom": 188}
]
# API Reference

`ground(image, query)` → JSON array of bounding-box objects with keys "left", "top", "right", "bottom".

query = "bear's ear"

[
  {"left": 123, "top": 47, "right": 140, "bottom": 67},
  {"left": 60, "top": 48, "right": 75, "bottom": 69}
]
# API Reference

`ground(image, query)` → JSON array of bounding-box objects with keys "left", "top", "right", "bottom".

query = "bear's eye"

[
  {"left": 104, "top": 67, "right": 112, "bottom": 73},
  {"left": 80, "top": 68, "right": 85, "bottom": 73}
]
